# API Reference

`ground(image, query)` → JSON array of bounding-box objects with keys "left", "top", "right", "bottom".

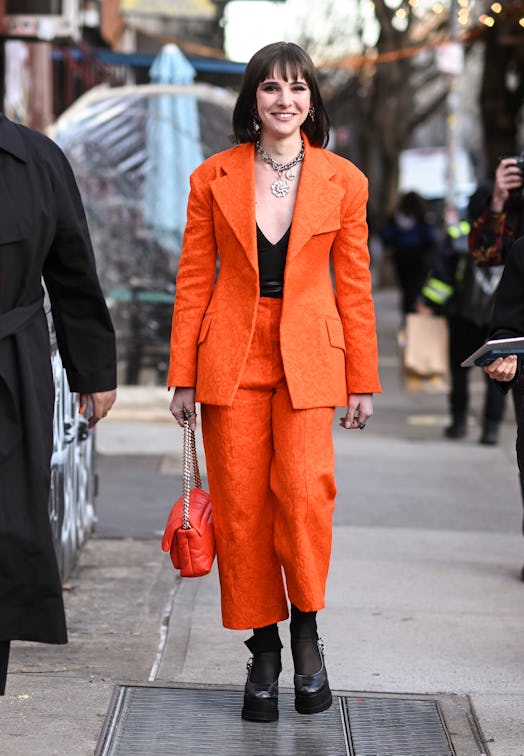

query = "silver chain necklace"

[{"left": 256, "top": 138, "right": 305, "bottom": 198}]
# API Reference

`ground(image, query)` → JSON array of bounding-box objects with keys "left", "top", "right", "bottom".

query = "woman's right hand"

[
  {"left": 492, "top": 158, "right": 523, "bottom": 212},
  {"left": 483, "top": 355, "right": 518, "bottom": 382},
  {"left": 170, "top": 387, "right": 197, "bottom": 429}
]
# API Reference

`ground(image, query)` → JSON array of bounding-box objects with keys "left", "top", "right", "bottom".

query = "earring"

[
  {"left": 252, "top": 110, "right": 262, "bottom": 133},
  {"left": 308, "top": 106, "right": 315, "bottom": 122}
]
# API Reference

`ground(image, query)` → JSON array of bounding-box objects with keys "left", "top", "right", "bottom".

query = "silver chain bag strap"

[{"left": 182, "top": 409, "right": 202, "bottom": 529}]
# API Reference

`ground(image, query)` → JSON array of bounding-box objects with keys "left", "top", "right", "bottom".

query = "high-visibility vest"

[{"left": 421, "top": 221, "right": 471, "bottom": 306}]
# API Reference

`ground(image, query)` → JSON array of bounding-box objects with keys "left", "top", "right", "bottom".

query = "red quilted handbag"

[{"left": 161, "top": 413, "right": 215, "bottom": 578}]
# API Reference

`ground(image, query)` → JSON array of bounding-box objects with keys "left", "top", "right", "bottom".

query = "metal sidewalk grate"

[
  {"left": 96, "top": 686, "right": 349, "bottom": 755},
  {"left": 96, "top": 685, "right": 481, "bottom": 756},
  {"left": 345, "top": 697, "right": 453, "bottom": 756}
]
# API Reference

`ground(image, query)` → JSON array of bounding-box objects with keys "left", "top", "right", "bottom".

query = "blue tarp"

[
  {"left": 143, "top": 44, "right": 204, "bottom": 254},
  {"left": 51, "top": 47, "right": 247, "bottom": 75}
]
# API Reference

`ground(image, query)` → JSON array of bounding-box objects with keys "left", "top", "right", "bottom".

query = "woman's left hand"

[
  {"left": 340, "top": 393, "right": 373, "bottom": 430},
  {"left": 170, "top": 386, "right": 197, "bottom": 430},
  {"left": 483, "top": 355, "right": 518, "bottom": 382}
]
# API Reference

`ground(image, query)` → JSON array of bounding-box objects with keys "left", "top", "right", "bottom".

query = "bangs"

[
  {"left": 232, "top": 42, "right": 330, "bottom": 146},
  {"left": 259, "top": 51, "right": 310, "bottom": 85}
]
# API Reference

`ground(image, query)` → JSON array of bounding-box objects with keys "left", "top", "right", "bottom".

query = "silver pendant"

[
  {"left": 285, "top": 168, "right": 295, "bottom": 180},
  {"left": 271, "top": 178, "right": 289, "bottom": 198}
]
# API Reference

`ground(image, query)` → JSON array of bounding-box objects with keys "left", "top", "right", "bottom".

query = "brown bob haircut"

[{"left": 232, "top": 42, "right": 330, "bottom": 148}]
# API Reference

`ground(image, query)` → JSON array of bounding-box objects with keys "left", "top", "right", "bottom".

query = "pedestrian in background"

[
  {"left": 482, "top": 234, "right": 524, "bottom": 576},
  {"left": 474, "top": 154, "right": 524, "bottom": 576},
  {"left": 469, "top": 157, "right": 524, "bottom": 451},
  {"left": 168, "top": 42, "right": 381, "bottom": 723},
  {"left": 381, "top": 190, "right": 437, "bottom": 319},
  {"left": 469, "top": 155, "right": 524, "bottom": 268},
  {"left": 417, "top": 187, "right": 505, "bottom": 444},
  {"left": 0, "top": 114, "right": 117, "bottom": 696}
]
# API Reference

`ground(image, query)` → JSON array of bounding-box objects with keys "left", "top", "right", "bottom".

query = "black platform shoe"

[
  {"left": 294, "top": 638, "right": 332, "bottom": 715},
  {"left": 241, "top": 652, "right": 281, "bottom": 722}
]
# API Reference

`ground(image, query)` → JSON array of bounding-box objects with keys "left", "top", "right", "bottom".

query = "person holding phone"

[
  {"left": 483, "top": 235, "right": 524, "bottom": 574},
  {"left": 469, "top": 155, "right": 524, "bottom": 268},
  {"left": 470, "top": 154, "right": 524, "bottom": 575}
]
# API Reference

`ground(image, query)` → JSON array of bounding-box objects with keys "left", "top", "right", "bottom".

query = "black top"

[
  {"left": 257, "top": 224, "right": 291, "bottom": 298},
  {"left": 489, "top": 235, "right": 524, "bottom": 394},
  {"left": 491, "top": 236, "right": 524, "bottom": 340}
]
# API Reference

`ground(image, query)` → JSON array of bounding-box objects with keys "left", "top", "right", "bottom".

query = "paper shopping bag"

[{"left": 401, "top": 313, "right": 449, "bottom": 393}]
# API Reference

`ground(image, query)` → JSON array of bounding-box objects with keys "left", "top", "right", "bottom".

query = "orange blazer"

[{"left": 168, "top": 135, "right": 381, "bottom": 408}]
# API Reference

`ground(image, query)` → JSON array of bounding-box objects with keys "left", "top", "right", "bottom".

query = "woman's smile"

[{"left": 256, "top": 73, "right": 311, "bottom": 139}]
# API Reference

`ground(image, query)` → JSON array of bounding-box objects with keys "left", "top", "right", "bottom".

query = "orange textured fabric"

[
  {"left": 168, "top": 134, "right": 382, "bottom": 407},
  {"left": 201, "top": 299, "right": 336, "bottom": 629}
]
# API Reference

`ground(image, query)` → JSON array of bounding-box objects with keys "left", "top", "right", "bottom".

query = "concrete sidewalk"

[{"left": 2, "top": 288, "right": 524, "bottom": 755}]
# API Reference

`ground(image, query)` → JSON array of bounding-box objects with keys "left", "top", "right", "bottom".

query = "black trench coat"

[{"left": 0, "top": 114, "right": 116, "bottom": 645}]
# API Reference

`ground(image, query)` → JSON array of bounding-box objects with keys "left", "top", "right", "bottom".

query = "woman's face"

[{"left": 255, "top": 68, "right": 311, "bottom": 141}]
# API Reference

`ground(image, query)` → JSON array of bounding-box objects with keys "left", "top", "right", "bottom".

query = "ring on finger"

[{"left": 358, "top": 420, "right": 366, "bottom": 430}]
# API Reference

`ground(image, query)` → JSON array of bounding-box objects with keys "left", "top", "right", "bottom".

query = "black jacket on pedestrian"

[
  {"left": 491, "top": 236, "right": 524, "bottom": 341},
  {"left": 0, "top": 114, "right": 116, "bottom": 645},
  {"left": 488, "top": 234, "right": 524, "bottom": 382},
  {"left": 489, "top": 236, "right": 524, "bottom": 501}
]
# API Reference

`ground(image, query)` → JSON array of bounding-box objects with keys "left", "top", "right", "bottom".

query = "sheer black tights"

[
  {"left": 245, "top": 605, "right": 322, "bottom": 682},
  {"left": 244, "top": 624, "right": 282, "bottom": 684},
  {"left": 290, "top": 605, "right": 321, "bottom": 675}
]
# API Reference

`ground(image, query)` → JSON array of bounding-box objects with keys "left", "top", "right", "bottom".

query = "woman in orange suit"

[{"left": 168, "top": 42, "right": 381, "bottom": 723}]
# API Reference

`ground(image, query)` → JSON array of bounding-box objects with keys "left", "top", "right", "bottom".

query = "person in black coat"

[
  {"left": 483, "top": 235, "right": 524, "bottom": 575},
  {"left": 0, "top": 114, "right": 117, "bottom": 694},
  {"left": 472, "top": 156, "right": 524, "bottom": 576},
  {"left": 381, "top": 191, "right": 437, "bottom": 318},
  {"left": 417, "top": 188, "right": 506, "bottom": 444}
]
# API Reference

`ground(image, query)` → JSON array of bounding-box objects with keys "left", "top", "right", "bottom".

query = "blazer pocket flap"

[
  {"left": 197, "top": 313, "right": 214, "bottom": 344},
  {"left": 326, "top": 317, "right": 345, "bottom": 351},
  {"left": 312, "top": 220, "right": 341, "bottom": 237},
  {"left": 312, "top": 208, "right": 341, "bottom": 236}
]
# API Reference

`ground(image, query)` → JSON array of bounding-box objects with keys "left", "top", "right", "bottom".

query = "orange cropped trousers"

[{"left": 201, "top": 298, "right": 336, "bottom": 630}]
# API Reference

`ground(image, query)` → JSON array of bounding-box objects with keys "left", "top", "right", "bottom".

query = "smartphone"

[{"left": 498, "top": 155, "right": 524, "bottom": 196}]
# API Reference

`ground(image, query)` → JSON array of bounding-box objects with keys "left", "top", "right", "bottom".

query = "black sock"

[
  {"left": 0, "top": 641, "right": 10, "bottom": 696},
  {"left": 251, "top": 624, "right": 282, "bottom": 650},
  {"left": 244, "top": 624, "right": 282, "bottom": 684},
  {"left": 247, "top": 651, "right": 282, "bottom": 684},
  {"left": 290, "top": 605, "right": 321, "bottom": 675}
]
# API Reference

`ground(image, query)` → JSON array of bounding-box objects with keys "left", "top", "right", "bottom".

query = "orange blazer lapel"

[
  {"left": 208, "top": 139, "right": 346, "bottom": 271},
  {"left": 210, "top": 143, "right": 258, "bottom": 272},
  {"left": 288, "top": 139, "right": 345, "bottom": 265}
]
